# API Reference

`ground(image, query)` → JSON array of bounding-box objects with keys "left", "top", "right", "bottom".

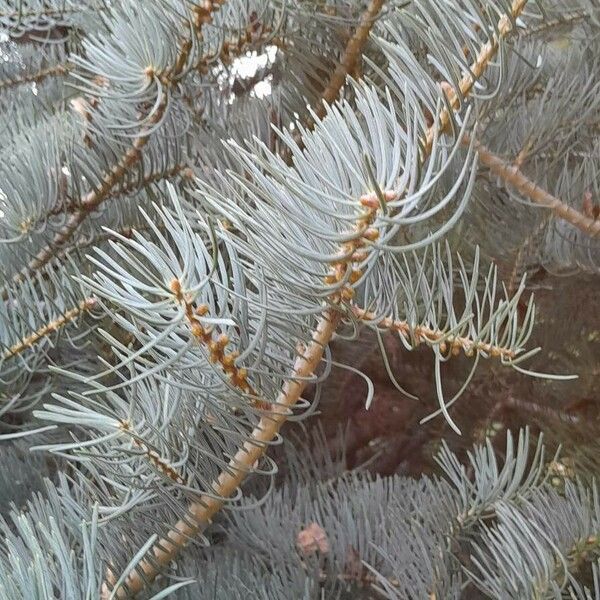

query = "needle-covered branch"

[
  {"left": 106, "top": 2, "right": 534, "bottom": 596},
  {"left": 2, "top": 297, "right": 96, "bottom": 360},
  {"left": 469, "top": 134, "right": 600, "bottom": 237},
  {"left": 8, "top": 1, "right": 227, "bottom": 289},
  {"left": 107, "top": 311, "right": 341, "bottom": 598},
  {"left": 353, "top": 306, "right": 518, "bottom": 361}
]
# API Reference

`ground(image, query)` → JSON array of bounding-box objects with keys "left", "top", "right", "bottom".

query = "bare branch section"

[
  {"left": 284, "top": 0, "right": 387, "bottom": 161},
  {"left": 2, "top": 297, "right": 96, "bottom": 360},
  {"left": 467, "top": 134, "right": 600, "bottom": 238},
  {"left": 314, "top": 0, "right": 386, "bottom": 121},
  {"left": 368, "top": 133, "right": 600, "bottom": 239},
  {"left": 107, "top": 1, "right": 532, "bottom": 597},
  {"left": 353, "top": 307, "right": 517, "bottom": 360}
]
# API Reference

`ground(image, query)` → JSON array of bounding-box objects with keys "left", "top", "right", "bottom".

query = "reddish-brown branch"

[
  {"left": 284, "top": 0, "right": 386, "bottom": 161},
  {"left": 314, "top": 0, "right": 386, "bottom": 122},
  {"left": 11, "top": 120, "right": 159, "bottom": 288},
  {"left": 48, "top": 163, "right": 190, "bottom": 217}
]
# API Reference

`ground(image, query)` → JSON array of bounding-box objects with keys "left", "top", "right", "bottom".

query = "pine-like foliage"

[{"left": 0, "top": 1, "right": 598, "bottom": 598}]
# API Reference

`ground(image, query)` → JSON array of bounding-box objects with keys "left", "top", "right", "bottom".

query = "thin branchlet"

[
  {"left": 284, "top": 0, "right": 387, "bottom": 160},
  {"left": 423, "top": 0, "right": 528, "bottom": 156},
  {"left": 169, "top": 277, "right": 270, "bottom": 409},
  {"left": 0, "top": 62, "right": 67, "bottom": 91},
  {"left": 521, "top": 10, "right": 592, "bottom": 38},
  {"left": 119, "top": 420, "right": 185, "bottom": 485},
  {"left": 468, "top": 134, "right": 600, "bottom": 237},
  {"left": 2, "top": 297, "right": 96, "bottom": 360},
  {"left": 315, "top": 0, "right": 387, "bottom": 121},
  {"left": 48, "top": 163, "right": 191, "bottom": 217},
  {"left": 353, "top": 307, "right": 518, "bottom": 360}
]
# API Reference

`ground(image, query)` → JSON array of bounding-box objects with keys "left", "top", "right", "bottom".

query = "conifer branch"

[
  {"left": 119, "top": 421, "right": 185, "bottom": 486},
  {"left": 11, "top": 118, "right": 160, "bottom": 287},
  {"left": 1, "top": 297, "right": 96, "bottom": 360},
  {"left": 107, "top": 310, "right": 342, "bottom": 599},
  {"left": 109, "top": 158, "right": 383, "bottom": 596},
  {"left": 429, "top": 1, "right": 600, "bottom": 239},
  {"left": 169, "top": 277, "right": 270, "bottom": 410},
  {"left": 47, "top": 163, "right": 190, "bottom": 217},
  {"left": 107, "top": 3, "right": 533, "bottom": 596},
  {"left": 8, "top": 2, "right": 226, "bottom": 289},
  {"left": 467, "top": 134, "right": 600, "bottom": 237},
  {"left": 0, "top": 1, "right": 597, "bottom": 595},
  {"left": 0, "top": 63, "right": 68, "bottom": 92},
  {"left": 352, "top": 306, "right": 517, "bottom": 361},
  {"left": 423, "top": 0, "right": 528, "bottom": 156},
  {"left": 522, "top": 10, "right": 591, "bottom": 38},
  {"left": 282, "top": 0, "right": 387, "bottom": 162}
]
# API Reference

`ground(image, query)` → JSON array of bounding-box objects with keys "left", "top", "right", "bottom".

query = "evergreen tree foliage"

[{"left": 0, "top": 0, "right": 598, "bottom": 598}]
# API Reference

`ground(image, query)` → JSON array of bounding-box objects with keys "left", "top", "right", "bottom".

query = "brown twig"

[
  {"left": 467, "top": 133, "right": 600, "bottom": 238},
  {"left": 284, "top": 0, "right": 387, "bottom": 161},
  {"left": 314, "top": 0, "right": 386, "bottom": 122},
  {"left": 48, "top": 163, "right": 190, "bottom": 217},
  {"left": 169, "top": 278, "right": 270, "bottom": 410},
  {"left": 0, "top": 63, "right": 68, "bottom": 92},
  {"left": 423, "top": 0, "right": 528, "bottom": 156},
  {"left": 2, "top": 297, "right": 96, "bottom": 360},
  {"left": 521, "top": 10, "right": 591, "bottom": 38},
  {"left": 352, "top": 306, "right": 517, "bottom": 360}
]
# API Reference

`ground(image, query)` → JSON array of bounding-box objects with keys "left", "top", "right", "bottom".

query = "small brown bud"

[
  {"left": 169, "top": 278, "right": 182, "bottom": 297},
  {"left": 191, "top": 323, "right": 204, "bottom": 338},
  {"left": 362, "top": 228, "right": 380, "bottom": 241},
  {"left": 195, "top": 304, "right": 209, "bottom": 316},
  {"left": 348, "top": 269, "right": 362, "bottom": 284}
]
